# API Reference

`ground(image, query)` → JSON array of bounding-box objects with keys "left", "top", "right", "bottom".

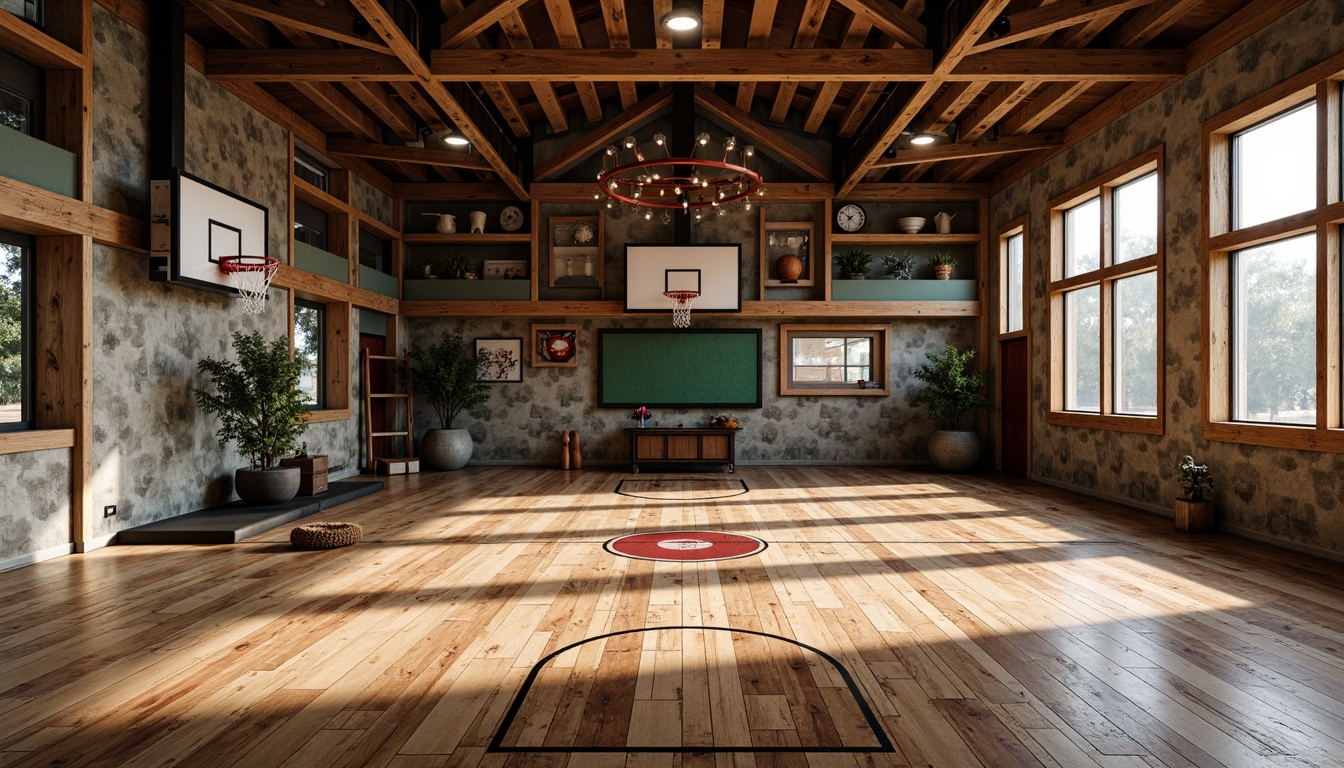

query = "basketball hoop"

[
  {"left": 219, "top": 255, "right": 280, "bottom": 314},
  {"left": 665, "top": 290, "right": 699, "bottom": 328}
]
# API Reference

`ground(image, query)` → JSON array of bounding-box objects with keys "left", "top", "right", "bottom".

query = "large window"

[
  {"left": 1, "top": 0, "right": 42, "bottom": 26},
  {"left": 1204, "top": 65, "right": 1344, "bottom": 449},
  {"left": 1048, "top": 149, "right": 1163, "bottom": 433},
  {"left": 293, "top": 199, "right": 328, "bottom": 251},
  {"left": 0, "top": 230, "right": 32, "bottom": 430},
  {"left": 0, "top": 48, "right": 42, "bottom": 137},
  {"left": 998, "top": 219, "right": 1027, "bottom": 336},
  {"left": 779, "top": 325, "right": 888, "bottom": 396},
  {"left": 294, "top": 299, "right": 324, "bottom": 408}
]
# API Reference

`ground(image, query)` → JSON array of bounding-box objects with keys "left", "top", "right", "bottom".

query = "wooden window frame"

[
  {"left": 997, "top": 215, "right": 1029, "bottom": 340},
  {"left": 288, "top": 291, "right": 351, "bottom": 423},
  {"left": 1047, "top": 146, "right": 1165, "bottom": 435},
  {"left": 779, "top": 324, "right": 889, "bottom": 396},
  {"left": 1202, "top": 54, "right": 1344, "bottom": 451},
  {"left": 0, "top": 228, "right": 33, "bottom": 432}
]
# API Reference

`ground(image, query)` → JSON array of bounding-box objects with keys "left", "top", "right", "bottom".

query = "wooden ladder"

[{"left": 362, "top": 349, "right": 419, "bottom": 475}]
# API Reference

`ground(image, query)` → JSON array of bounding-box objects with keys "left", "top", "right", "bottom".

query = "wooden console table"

[{"left": 626, "top": 428, "right": 738, "bottom": 473}]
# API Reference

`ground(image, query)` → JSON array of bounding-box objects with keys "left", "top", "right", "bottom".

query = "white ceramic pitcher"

[
  {"left": 422, "top": 213, "right": 456, "bottom": 234},
  {"left": 934, "top": 211, "right": 958, "bottom": 234}
]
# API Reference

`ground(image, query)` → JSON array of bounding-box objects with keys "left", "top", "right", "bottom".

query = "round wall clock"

[
  {"left": 499, "top": 205, "right": 524, "bottom": 232},
  {"left": 836, "top": 204, "right": 866, "bottom": 232},
  {"left": 573, "top": 221, "right": 596, "bottom": 243}
]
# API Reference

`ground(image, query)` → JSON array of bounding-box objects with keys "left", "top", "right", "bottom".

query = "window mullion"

[
  {"left": 1100, "top": 277, "right": 1114, "bottom": 416},
  {"left": 1320, "top": 223, "right": 1340, "bottom": 429}
]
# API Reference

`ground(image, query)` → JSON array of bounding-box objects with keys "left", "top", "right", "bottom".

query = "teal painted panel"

[
  {"left": 402, "top": 279, "right": 530, "bottom": 301},
  {"left": 0, "top": 125, "right": 77, "bottom": 198},
  {"left": 294, "top": 241, "right": 350, "bottom": 283},
  {"left": 831, "top": 279, "right": 977, "bottom": 302},
  {"left": 598, "top": 329, "right": 762, "bottom": 408},
  {"left": 360, "top": 310, "right": 388, "bottom": 337},
  {"left": 359, "top": 265, "right": 399, "bottom": 298}
]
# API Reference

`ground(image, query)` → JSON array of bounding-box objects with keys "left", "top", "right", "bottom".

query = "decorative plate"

[
  {"left": 500, "top": 205, "right": 524, "bottom": 232},
  {"left": 573, "top": 221, "right": 596, "bottom": 243}
]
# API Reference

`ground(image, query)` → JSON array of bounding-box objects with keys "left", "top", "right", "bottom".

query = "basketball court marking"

[
  {"left": 604, "top": 530, "right": 767, "bottom": 562},
  {"left": 614, "top": 478, "right": 750, "bottom": 500},
  {"left": 488, "top": 625, "right": 896, "bottom": 754}
]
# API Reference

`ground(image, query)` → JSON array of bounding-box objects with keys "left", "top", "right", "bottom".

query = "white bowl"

[{"left": 896, "top": 216, "right": 926, "bottom": 234}]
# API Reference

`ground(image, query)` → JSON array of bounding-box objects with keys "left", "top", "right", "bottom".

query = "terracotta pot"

[
  {"left": 927, "top": 430, "right": 980, "bottom": 472},
  {"left": 846, "top": 272, "right": 867, "bottom": 280},
  {"left": 933, "top": 264, "right": 953, "bottom": 280}
]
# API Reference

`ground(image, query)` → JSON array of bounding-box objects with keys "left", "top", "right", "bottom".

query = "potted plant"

[
  {"left": 411, "top": 335, "right": 491, "bottom": 470},
  {"left": 930, "top": 250, "right": 957, "bottom": 280},
  {"left": 195, "top": 331, "right": 309, "bottom": 504},
  {"left": 910, "top": 344, "right": 994, "bottom": 472},
  {"left": 437, "top": 253, "right": 473, "bottom": 280},
  {"left": 1175, "top": 455, "right": 1214, "bottom": 532},
  {"left": 835, "top": 249, "right": 873, "bottom": 280},
  {"left": 882, "top": 250, "right": 918, "bottom": 280}
]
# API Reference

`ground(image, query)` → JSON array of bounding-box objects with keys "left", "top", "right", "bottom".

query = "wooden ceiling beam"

[
  {"left": 959, "top": 82, "right": 1036, "bottom": 141},
  {"left": 327, "top": 138, "right": 493, "bottom": 170},
  {"left": 832, "top": 0, "right": 925, "bottom": 49},
  {"left": 654, "top": 0, "right": 672, "bottom": 50},
  {"left": 769, "top": 0, "right": 833, "bottom": 124},
  {"left": 206, "top": 49, "right": 413, "bottom": 81},
  {"left": 970, "top": 0, "right": 1157, "bottom": 53},
  {"left": 1000, "top": 80, "right": 1093, "bottom": 135},
  {"left": 871, "top": 132, "right": 1063, "bottom": 168},
  {"left": 735, "top": 0, "right": 779, "bottom": 113},
  {"left": 192, "top": 0, "right": 269, "bottom": 49},
  {"left": 346, "top": 0, "right": 528, "bottom": 199},
  {"left": 497, "top": 10, "right": 568, "bottom": 134},
  {"left": 1112, "top": 0, "right": 1202, "bottom": 47},
  {"left": 543, "top": 0, "right": 604, "bottom": 123},
  {"left": 293, "top": 82, "right": 382, "bottom": 141},
  {"left": 425, "top": 48, "right": 934, "bottom": 82},
  {"left": 949, "top": 49, "right": 1186, "bottom": 81},
  {"left": 693, "top": 86, "right": 830, "bottom": 182},
  {"left": 439, "top": 0, "right": 528, "bottom": 48},
  {"left": 803, "top": 16, "right": 872, "bottom": 133},
  {"left": 838, "top": 0, "right": 1012, "bottom": 197},
  {"left": 836, "top": 81, "right": 886, "bottom": 138},
  {"left": 924, "top": 81, "right": 987, "bottom": 132},
  {"left": 208, "top": 0, "right": 389, "bottom": 52},
  {"left": 439, "top": 0, "right": 530, "bottom": 138},
  {"left": 389, "top": 81, "right": 446, "bottom": 130},
  {"left": 534, "top": 86, "right": 674, "bottom": 181},
  {"left": 344, "top": 81, "right": 419, "bottom": 141},
  {"left": 598, "top": 0, "right": 640, "bottom": 109}
]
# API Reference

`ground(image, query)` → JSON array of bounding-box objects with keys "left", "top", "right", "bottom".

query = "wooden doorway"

[{"left": 999, "top": 337, "right": 1029, "bottom": 475}]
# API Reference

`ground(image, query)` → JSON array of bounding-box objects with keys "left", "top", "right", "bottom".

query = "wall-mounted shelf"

[
  {"left": 399, "top": 299, "right": 981, "bottom": 318},
  {"left": 830, "top": 233, "right": 980, "bottom": 245},
  {"left": 402, "top": 233, "right": 532, "bottom": 245}
]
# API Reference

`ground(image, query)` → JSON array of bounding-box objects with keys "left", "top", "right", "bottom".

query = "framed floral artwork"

[
  {"left": 475, "top": 337, "right": 523, "bottom": 382},
  {"left": 532, "top": 324, "right": 579, "bottom": 368}
]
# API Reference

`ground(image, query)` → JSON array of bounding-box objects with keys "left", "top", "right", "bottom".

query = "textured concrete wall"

[
  {"left": 0, "top": 450, "right": 71, "bottom": 562},
  {"left": 990, "top": 0, "right": 1344, "bottom": 556}
]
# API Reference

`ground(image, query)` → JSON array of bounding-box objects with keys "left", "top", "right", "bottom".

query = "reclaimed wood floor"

[{"left": 2, "top": 467, "right": 1344, "bottom": 768}]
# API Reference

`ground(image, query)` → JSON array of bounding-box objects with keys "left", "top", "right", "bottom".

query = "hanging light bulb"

[
  {"left": 718, "top": 206, "right": 726, "bottom": 216},
  {"left": 661, "top": 210, "right": 672, "bottom": 224},
  {"left": 623, "top": 135, "right": 637, "bottom": 149},
  {"left": 652, "top": 132, "right": 666, "bottom": 147},
  {"left": 644, "top": 209, "right": 653, "bottom": 221},
  {"left": 696, "top": 132, "right": 710, "bottom": 146},
  {"left": 744, "top": 200, "right": 752, "bottom": 211},
  {"left": 724, "top": 136, "right": 737, "bottom": 152},
  {"left": 593, "top": 187, "right": 601, "bottom": 199},
  {"left": 694, "top": 210, "right": 703, "bottom": 221},
  {"left": 673, "top": 186, "right": 683, "bottom": 195}
]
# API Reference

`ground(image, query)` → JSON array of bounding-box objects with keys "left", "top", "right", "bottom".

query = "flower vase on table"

[{"left": 633, "top": 406, "right": 651, "bottom": 428}]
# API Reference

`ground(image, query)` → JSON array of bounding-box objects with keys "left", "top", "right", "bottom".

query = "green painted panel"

[
  {"left": 831, "top": 279, "right": 977, "bottom": 301},
  {"left": 359, "top": 265, "right": 399, "bottom": 298},
  {"left": 599, "top": 329, "right": 762, "bottom": 408},
  {"left": 359, "top": 310, "right": 388, "bottom": 337},
  {"left": 402, "top": 279, "right": 530, "bottom": 301},
  {"left": 294, "top": 241, "right": 350, "bottom": 283},
  {"left": 0, "top": 125, "right": 77, "bottom": 198}
]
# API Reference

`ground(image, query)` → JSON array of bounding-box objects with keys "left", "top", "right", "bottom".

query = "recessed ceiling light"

[
  {"left": 910, "top": 134, "right": 938, "bottom": 146},
  {"left": 661, "top": 9, "right": 701, "bottom": 31},
  {"left": 443, "top": 131, "right": 470, "bottom": 147}
]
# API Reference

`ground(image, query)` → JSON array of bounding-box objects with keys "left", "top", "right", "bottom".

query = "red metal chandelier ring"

[{"left": 598, "top": 158, "right": 763, "bottom": 210}]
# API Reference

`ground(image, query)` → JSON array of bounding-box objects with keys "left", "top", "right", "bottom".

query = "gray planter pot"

[
  {"left": 927, "top": 430, "right": 981, "bottom": 473},
  {"left": 422, "top": 428, "right": 474, "bottom": 471},
  {"left": 235, "top": 466, "right": 301, "bottom": 505}
]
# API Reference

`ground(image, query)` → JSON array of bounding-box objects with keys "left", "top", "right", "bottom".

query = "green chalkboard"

[{"left": 599, "top": 329, "right": 762, "bottom": 408}]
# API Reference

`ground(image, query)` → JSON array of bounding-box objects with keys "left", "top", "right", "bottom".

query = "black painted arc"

[
  {"left": 614, "top": 479, "right": 750, "bottom": 499},
  {"left": 488, "top": 625, "right": 896, "bottom": 754}
]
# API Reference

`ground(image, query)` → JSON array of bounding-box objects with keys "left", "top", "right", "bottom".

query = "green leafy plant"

[
  {"left": 411, "top": 335, "right": 490, "bottom": 429},
  {"left": 929, "top": 249, "right": 957, "bottom": 267},
  {"left": 835, "top": 249, "right": 873, "bottom": 276},
  {"left": 1177, "top": 455, "right": 1213, "bottom": 502},
  {"left": 436, "top": 253, "right": 475, "bottom": 279},
  {"left": 882, "top": 250, "right": 918, "bottom": 280},
  {"left": 910, "top": 344, "right": 994, "bottom": 430},
  {"left": 194, "top": 331, "right": 309, "bottom": 470}
]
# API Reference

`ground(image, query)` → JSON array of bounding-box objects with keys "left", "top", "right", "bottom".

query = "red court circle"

[{"left": 604, "top": 531, "right": 767, "bottom": 562}]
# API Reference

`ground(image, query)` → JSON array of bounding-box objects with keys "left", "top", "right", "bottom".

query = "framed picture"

[
  {"left": 532, "top": 324, "right": 579, "bottom": 368},
  {"left": 476, "top": 338, "right": 523, "bottom": 382},
  {"left": 483, "top": 259, "right": 528, "bottom": 280}
]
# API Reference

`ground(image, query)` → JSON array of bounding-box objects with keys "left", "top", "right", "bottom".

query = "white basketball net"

[
  {"left": 665, "top": 290, "right": 699, "bottom": 328},
  {"left": 220, "top": 257, "right": 279, "bottom": 315}
]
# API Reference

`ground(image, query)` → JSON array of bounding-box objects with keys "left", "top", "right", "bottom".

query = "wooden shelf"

[
  {"left": 403, "top": 233, "right": 532, "bottom": 245},
  {"left": 294, "top": 177, "right": 351, "bottom": 215},
  {"left": 399, "top": 299, "right": 980, "bottom": 318},
  {"left": 830, "top": 233, "right": 981, "bottom": 245}
]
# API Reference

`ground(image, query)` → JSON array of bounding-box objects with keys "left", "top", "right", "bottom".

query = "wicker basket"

[{"left": 290, "top": 522, "right": 363, "bottom": 550}]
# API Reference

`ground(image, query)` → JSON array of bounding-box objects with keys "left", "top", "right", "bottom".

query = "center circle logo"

[{"left": 604, "top": 531, "right": 767, "bottom": 562}]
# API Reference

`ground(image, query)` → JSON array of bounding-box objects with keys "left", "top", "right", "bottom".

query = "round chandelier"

[{"left": 594, "top": 132, "right": 766, "bottom": 220}]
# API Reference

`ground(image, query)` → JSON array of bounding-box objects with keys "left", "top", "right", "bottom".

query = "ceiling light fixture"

[
  {"left": 910, "top": 134, "right": 938, "bottom": 146},
  {"left": 594, "top": 131, "right": 764, "bottom": 214},
  {"left": 442, "top": 129, "right": 470, "bottom": 147},
  {"left": 661, "top": 8, "right": 701, "bottom": 32}
]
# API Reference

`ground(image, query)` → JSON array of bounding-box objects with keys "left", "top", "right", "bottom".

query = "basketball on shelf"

[{"left": 775, "top": 254, "right": 803, "bottom": 282}]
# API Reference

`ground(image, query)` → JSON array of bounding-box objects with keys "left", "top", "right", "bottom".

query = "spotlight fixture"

[
  {"left": 442, "top": 129, "right": 470, "bottom": 147},
  {"left": 910, "top": 134, "right": 938, "bottom": 146},
  {"left": 990, "top": 14, "right": 1011, "bottom": 38},
  {"left": 661, "top": 7, "right": 701, "bottom": 31}
]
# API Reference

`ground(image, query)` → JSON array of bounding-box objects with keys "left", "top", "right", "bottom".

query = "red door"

[
  {"left": 999, "top": 337, "right": 1029, "bottom": 475},
  {"left": 359, "top": 333, "right": 390, "bottom": 466}
]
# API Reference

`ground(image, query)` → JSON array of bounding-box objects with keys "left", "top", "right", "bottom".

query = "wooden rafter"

[
  {"left": 769, "top": 0, "right": 832, "bottom": 124},
  {"left": 192, "top": 0, "right": 269, "bottom": 49},
  {"left": 346, "top": 0, "right": 528, "bottom": 199},
  {"left": 390, "top": 81, "right": 446, "bottom": 130},
  {"left": 960, "top": 82, "right": 1037, "bottom": 141},
  {"left": 497, "top": 10, "right": 568, "bottom": 134},
  {"left": 693, "top": 86, "right": 830, "bottom": 182},
  {"left": 439, "top": 0, "right": 528, "bottom": 48},
  {"left": 1001, "top": 80, "right": 1093, "bottom": 136},
  {"left": 534, "top": 86, "right": 674, "bottom": 181},
  {"left": 949, "top": 50, "right": 1186, "bottom": 81},
  {"left": 344, "top": 81, "right": 418, "bottom": 141},
  {"left": 294, "top": 82, "right": 381, "bottom": 141},
  {"left": 832, "top": 0, "right": 925, "bottom": 49},
  {"left": 327, "top": 138, "right": 493, "bottom": 170},
  {"left": 970, "top": 0, "right": 1157, "bottom": 53},
  {"left": 872, "top": 132, "right": 1063, "bottom": 168},
  {"left": 208, "top": 0, "right": 389, "bottom": 52},
  {"left": 205, "top": 49, "right": 413, "bottom": 81},
  {"left": 598, "top": 0, "right": 639, "bottom": 109},
  {"left": 440, "top": 0, "right": 530, "bottom": 138},
  {"left": 802, "top": 15, "right": 872, "bottom": 133},
  {"left": 543, "top": 0, "right": 604, "bottom": 123},
  {"left": 924, "top": 81, "right": 988, "bottom": 132},
  {"left": 1113, "top": 0, "right": 1203, "bottom": 47},
  {"left": 735, "top": 0, "right": 779, "bottom": 113}
]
